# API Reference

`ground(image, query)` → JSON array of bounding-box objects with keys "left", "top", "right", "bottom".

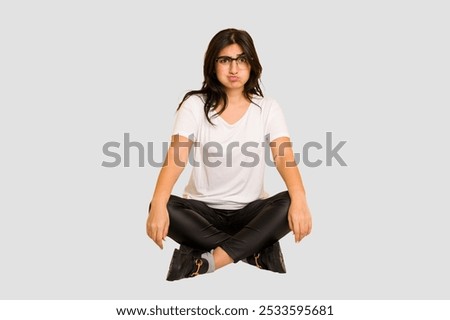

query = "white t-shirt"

[{"left": 172, "top": 94, "right": 290, "bottom": 209}]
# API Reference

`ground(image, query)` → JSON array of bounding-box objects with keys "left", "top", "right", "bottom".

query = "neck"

[{"left": 225, "top": 90, "right": 249, "bottom": 104}]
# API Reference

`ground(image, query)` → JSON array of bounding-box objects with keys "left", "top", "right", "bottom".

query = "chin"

[{"left": 227, "top": 82, "right": 244, "bottom": 88}]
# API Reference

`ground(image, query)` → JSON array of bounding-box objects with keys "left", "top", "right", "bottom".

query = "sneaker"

[
  {"left": 244, "top": 241, "right": 287, "bottom": 273},
  {"left": 166, "top": 248, "right": 209, "bottom": 281}
]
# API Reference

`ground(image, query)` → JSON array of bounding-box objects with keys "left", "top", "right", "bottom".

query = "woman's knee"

[{"left": 272, "top": 190, "right": 291, "bottom": 206}]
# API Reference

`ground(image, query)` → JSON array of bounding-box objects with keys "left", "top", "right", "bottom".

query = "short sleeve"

[
  {"left": 265, "top": 99, "right": 290, "bottom": 142},
  {"left": 172, "top": 96, "right": 200, "bottom": 141}
]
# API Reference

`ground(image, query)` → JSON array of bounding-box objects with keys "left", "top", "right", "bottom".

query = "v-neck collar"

[{"left": 214, "top": 100, "right": 253, "bottom": 127}]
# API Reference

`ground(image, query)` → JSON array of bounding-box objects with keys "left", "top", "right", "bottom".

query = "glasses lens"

[
  {"left": 217, "top": 57, "right": 231, "bottom": 65},
  {"left": 237, "top": 56, "right": 248, "bottom": 65},
  {"left": 216, "top": 55, "right": 249, "bottom": 68}
]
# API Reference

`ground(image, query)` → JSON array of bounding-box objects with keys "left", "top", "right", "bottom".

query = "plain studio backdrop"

[{"left": 1, "top": 0, "right": 449, "bottom": 299}]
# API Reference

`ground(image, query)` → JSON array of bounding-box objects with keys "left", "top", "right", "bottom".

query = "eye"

[
  {"left": 237, "top": 56, "right": 248, "bottom": 64},
  {"left": 217, "top": 57, "right": 231, "bottom": 64}
]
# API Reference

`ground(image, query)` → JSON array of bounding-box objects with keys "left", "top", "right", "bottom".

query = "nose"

[{"left": 229, "top": 60, "right": 238, "bottom": 74}]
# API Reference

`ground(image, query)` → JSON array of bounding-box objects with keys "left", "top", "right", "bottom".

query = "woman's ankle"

[{"left": 213, "top": 247, "right": 233, "bottom": 269}]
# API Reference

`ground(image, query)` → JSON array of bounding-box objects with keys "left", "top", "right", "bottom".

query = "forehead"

[{"left": 218, "top": 43, "right": 244, "bottom": 57}]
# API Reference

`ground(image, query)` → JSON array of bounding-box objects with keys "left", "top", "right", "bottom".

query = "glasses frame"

[{"left": 215, "top": 54, "right": 250, "bottom": 69}]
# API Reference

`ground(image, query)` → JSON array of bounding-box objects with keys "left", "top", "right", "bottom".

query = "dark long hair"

[{"left": 177, "top": 28, "right": 264, "bottom": 125}]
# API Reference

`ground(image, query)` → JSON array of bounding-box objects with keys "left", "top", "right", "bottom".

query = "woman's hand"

[
  {"left": 146, "top": 203, "right": 170, "bottom": 249},
  {"left": 269, "top": 136, "right": 312, "bottom": 243},
  {"left": 145, "top": 135, "right": 193, "bottom": 249},
  {"left": 288, "top": 197, "right": 312, "bottom": 243}
]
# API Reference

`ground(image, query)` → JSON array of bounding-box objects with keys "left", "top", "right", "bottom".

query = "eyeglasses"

[{"left": 215, "top": 54, "right": 249, "bottom": 68}]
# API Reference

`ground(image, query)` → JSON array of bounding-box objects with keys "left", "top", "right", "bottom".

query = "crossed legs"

[{"left": 160, "top": 191, "right": 291, "bottom": 278}]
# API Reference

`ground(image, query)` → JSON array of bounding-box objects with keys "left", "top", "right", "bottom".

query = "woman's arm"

[
  {"left": 147, "top": 134, "right": 193, "bottom": 249},
  {"left": 270, "top": 136, "right": 312, "bottom": 243}
]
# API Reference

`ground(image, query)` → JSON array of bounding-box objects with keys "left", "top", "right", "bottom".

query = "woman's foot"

[
  {"left": 166, "top": 248, "right": 209, "bottom": 281},
  {"left": 243, "top": 241, "right": 287, "bottom": 273}
]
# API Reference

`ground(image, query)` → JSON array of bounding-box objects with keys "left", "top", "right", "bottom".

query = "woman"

[{"left": 146, "top": 28, "right": 312, "bottom": 281}]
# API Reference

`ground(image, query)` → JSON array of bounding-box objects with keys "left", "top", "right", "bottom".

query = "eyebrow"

[{"left": 216, "top": 53, "right": 246, "bottom": 59}]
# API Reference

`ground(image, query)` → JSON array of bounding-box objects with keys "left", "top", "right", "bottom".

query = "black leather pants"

[{"left": 155, "top": 191, "right": 291, "bottom": 262}]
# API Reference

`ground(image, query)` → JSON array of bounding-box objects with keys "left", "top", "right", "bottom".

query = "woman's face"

[{"left": 215, "top": 43, "right": 251, "bottom": 94}]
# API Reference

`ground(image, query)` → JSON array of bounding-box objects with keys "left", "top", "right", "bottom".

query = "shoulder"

[
  {"left": 178, "top": 94, "right": 205, "bottom": 117},
  {"left": 181, "top": 94, "right": 205, "bottom": 108},
  {"left": 251, "top": 96, "right": 283, "bottom": 113}
]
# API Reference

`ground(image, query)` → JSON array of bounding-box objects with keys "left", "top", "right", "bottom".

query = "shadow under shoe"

[
  {"left": 244, "top": 241, "right": 287, "bottom": 273},
  {"left": 166, "top": 248, "right": 209, "bottom": 281}
]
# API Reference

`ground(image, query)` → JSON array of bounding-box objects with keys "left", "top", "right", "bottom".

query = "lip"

[{"left": 228, "top": 76, "right": 239, "bottom": 82}]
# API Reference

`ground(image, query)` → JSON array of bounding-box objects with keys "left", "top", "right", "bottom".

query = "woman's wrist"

[
  {"left": 288, "top": 190, "right": 307, "bottom": 204},
  {"left": 150, "top": 194, "right": 169, "bottom": 207}
]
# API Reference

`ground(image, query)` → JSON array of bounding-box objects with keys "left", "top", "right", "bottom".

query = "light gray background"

[{"left": 1, "top": 0, "right": 449, "bottom": 299}]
